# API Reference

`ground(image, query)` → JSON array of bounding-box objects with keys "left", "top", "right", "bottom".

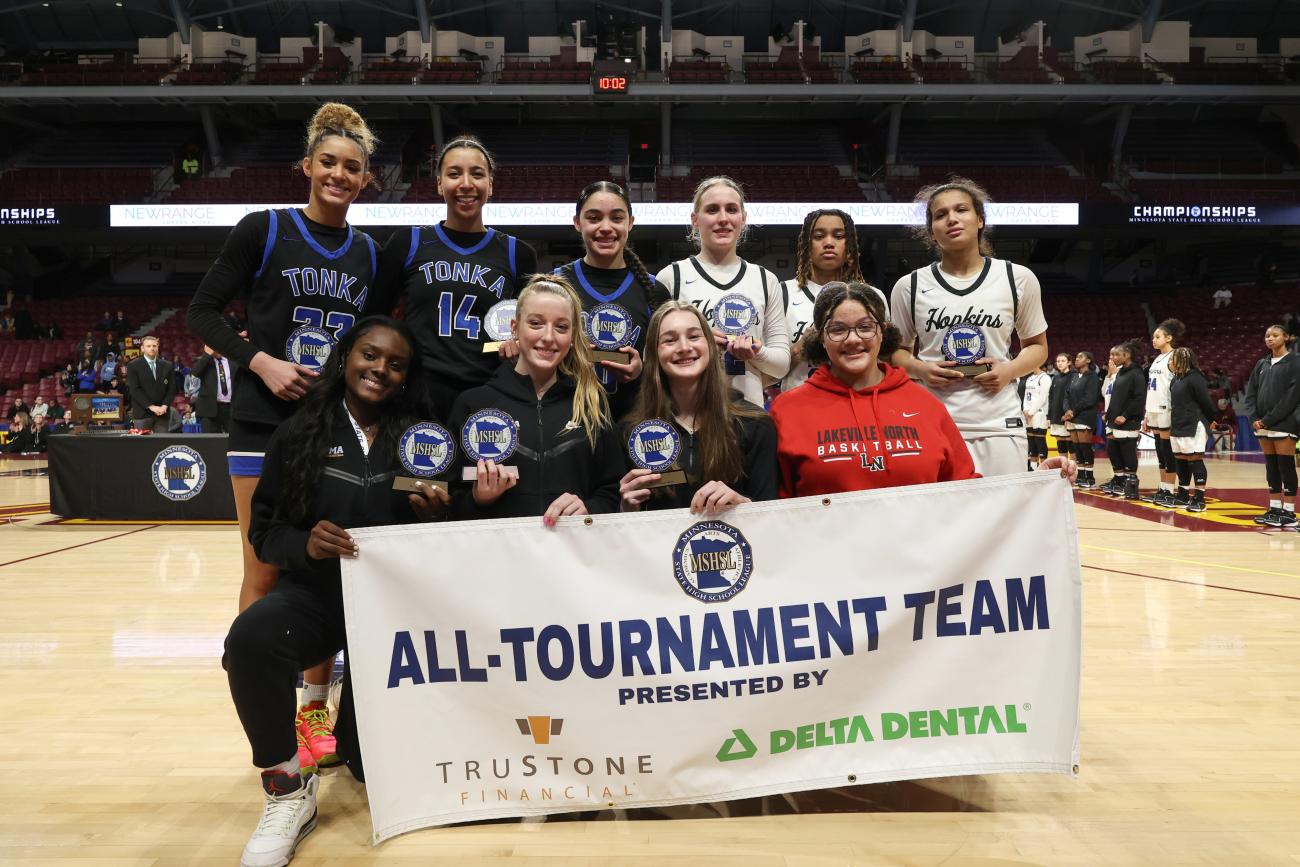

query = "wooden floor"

[{"left": 1, "top": 453, "right": 1297, "bottom": 865}]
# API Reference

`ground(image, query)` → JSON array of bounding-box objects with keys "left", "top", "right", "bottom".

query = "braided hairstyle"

[
  {"left": 574, "top": 181, "right": 669, "bottom": 308},
  {"left": 794, "top": 208, "right": 866, "bottom": 290}
]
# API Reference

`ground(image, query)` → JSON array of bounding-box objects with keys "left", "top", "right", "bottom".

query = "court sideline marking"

[
  {"left": 1082, "top": 564, "right": 1300, "bottom": 602},
  {"left": 1081, "top": 543, "right": 1300, "bottom": 580},
  {"left": 0, "top": 524, "right": 158, "bottom": 569}
]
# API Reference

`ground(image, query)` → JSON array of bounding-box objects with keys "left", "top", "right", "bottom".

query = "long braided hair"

[
  {"left": 278, "top": 316, "right": 427, "bottom": 524},
  {"left": 794, "top": 208, "right": 866, "bottom": 291},
  {"left": 574, "top": 181, "right": 670, "bottom": 309}
]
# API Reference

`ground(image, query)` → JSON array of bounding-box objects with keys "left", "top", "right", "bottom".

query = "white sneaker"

[{"left": 241, "top": 772, "right": 319, "bottom": 867}]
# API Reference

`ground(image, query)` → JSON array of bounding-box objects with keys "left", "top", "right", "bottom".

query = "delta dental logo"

[
  {"left": 437, "top": 714, "right": 653, "bottom": 808},
  {"left": 0, "top": 207, "right": 59, "bottom": 226},
  {"left": 716, "top": 703, "right": 1031, "bottom": 762},
  {"left": 1130, "top": 204, "right": 1260, "bottom": 225}
]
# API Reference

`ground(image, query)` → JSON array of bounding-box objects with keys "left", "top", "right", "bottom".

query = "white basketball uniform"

[
  {"left": 1145, "top": 351, "right": 1173, "bottom": 429},
  {"left": 780, "top": 278, "right": 888, "bottom": 392},
  {"left": 656, "top": 257, "right": 790, "bottom": 407},
  {"left": 891, "top": 257, "right": 1048, "bottom": 477},
  {"left": 1101, "top": 372, "right": 1116, "bottom": 432},
  {"left": 1022, "top": 370, "right": 1052, "bottom": 430}
]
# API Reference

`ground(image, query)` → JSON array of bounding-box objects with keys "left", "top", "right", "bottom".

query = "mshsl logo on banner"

[{"left": 341, "top": 472, "right": 1082, "bottom": 843}]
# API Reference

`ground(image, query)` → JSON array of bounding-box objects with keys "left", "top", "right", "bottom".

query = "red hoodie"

[{"left": 770, "top": 363, "right": 978, "bottom": 497}]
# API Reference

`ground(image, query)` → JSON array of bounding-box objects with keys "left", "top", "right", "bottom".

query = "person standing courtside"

[
  {"left": 191, "top": 343, "right": 238, "bottom": 433},
  {"left": 126, "top": 335, "right": 176, "bottom": 432}
]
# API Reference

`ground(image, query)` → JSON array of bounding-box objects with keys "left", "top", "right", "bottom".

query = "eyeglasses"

[{"left": 824, "top": 321, "right": 879, "bottom": 342}]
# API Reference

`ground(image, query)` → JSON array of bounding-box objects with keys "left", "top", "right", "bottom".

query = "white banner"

[
  {"left": 109, "top": 200, "right": 1079, "bottom": 228},
  {"left": 342, "top": 473, "right": 1081, "bottom": 843}
]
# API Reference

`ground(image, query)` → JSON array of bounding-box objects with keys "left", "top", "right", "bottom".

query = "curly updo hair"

[
  {"left": 802, "top": 281, "right": 902, "bottom": 369},
  {"left": 303, "top": 102, "right": 378, "bottom": 165}
]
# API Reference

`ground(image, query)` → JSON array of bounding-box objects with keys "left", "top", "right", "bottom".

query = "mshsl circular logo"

[
  {"left": 713, "top": 293, "right": 758, "bottom": 336},
  {"left": 586, "top": 303, "right": 635, "bottom": 351},
  {"left": 671, "top": 520, "right": 753, "bottom": 603},
  {"left": 941, "top": 324, "right": 986, "bottom": 365},
  {"left": 285, "top": 325, "right": 335, "bottom": 371},
  {"left": 151, "top": 445, "right": 206, "bottom": 501},
  {"left": 399, "top": 422, "right": 454, "bottom": 478},
  {"left": 461, "top": 408, "right": 519, "bottom": 464}
]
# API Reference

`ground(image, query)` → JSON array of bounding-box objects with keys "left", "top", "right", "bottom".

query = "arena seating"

[
  {"left": 19, "top": 61, "right": 167, "bottom": 86},
  {"left": 1129, "top": 179, "right": 1300, "bottom": 204},
  {"left": 1039, "top": 292, "right": 1150, "bottom": 365},
  {"left": 914, "top": 59, "right": 975, "bottom": 84},
  {"left": 172, "top": 61, "right": 243, "bottom": 85},
  {"left": 1085, "top": 60, "right": 1160, "bottom": 85},
  {"left": 0, "top": 167, "right": 156, "bottom": 205},
  {"left": 848, "top": 59, "right": 914, "bottom": 83},
  {"left": 1042, "top": 48, "right": 1086, "bottom": 83},
  {"left": 498, "top": 57, "right": 592, "bottom": 84},
  {"left": 1122, "top": 123, "right": 1287, "bottom": 175},
  {"left": 251, "top": 56, "right": 312, "bottom": 84},
  {"left": 1148, "top": 284, "right": 1298, "bottom": 390},
  {"left": 1156, "top": 60, "right": 1285, "bottom": 85},
  {"left": 419, "top": 61, "right": 482, "bottom": 84},
  {"left": 987, "top": 47, "right": 1053, "bottom": 84},
  {"left": 667, "top": 59, "right": 728, "bottom": 83}
]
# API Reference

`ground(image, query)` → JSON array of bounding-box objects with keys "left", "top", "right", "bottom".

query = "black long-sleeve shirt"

[
  {"left": 1243, "top": 353, "right": 1300, "bottom": 435},
  {"left": 624, "top": 408, "right": 779, "bottom": 510},
  {"left": 250, "top": 413, "right": 431, "bottom": 592},
  {"left": 1105, "top": 364, "right": 1146, "bottom": 431},
  {"left": 1170, "top": 369, "right": 1217, "bottom": 438},
  {"left": 447, "top": 365, "right": 622, "bottom": 520},
  {"left": 1065, "top": 369, "right": 1101, "bottom": 429}
]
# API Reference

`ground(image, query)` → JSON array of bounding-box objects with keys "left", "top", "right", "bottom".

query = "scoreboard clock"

[{"left": 593, "top": 75, "right": 631, "bottom": 94}]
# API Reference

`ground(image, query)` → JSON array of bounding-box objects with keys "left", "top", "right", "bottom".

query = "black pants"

[
  {"left": 224, "top": 579, "right": 361, "bottom": 773},
  {"left": 200, "top": 403, "right": 231, "bottom": 433}
]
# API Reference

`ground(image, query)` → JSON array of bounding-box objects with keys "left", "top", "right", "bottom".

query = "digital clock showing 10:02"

[{"left": 594, "top": 75, "right": 630, "bottom": 93}]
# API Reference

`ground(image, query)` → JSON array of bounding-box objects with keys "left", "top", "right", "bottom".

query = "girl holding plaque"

[
  {"left": 618, "top": 300, "right": 778, "bottom": 513},
  {"left": 384, "top": 135, "right": 538, "bottom": 418},
  {"left": 225, "top": 316, "right": 445, "bottom": 866},
  {"left": 447, "top": 274, "right": 623, "bottom": 523},
  {"left": 889, "top": 177, "right": 1050, "bottom": 477},
  {"left": 1061, "top": 351, "right": 1101, "bottom": 489},
  {"left": 654, "top": 176, "right": 790, "bottom": 408},
  {"left": 781, "top": 208, "right": 886, "bottom": 392},
  {"left": 187, "top": 102, "right": 387, "bottom": 771},
  {"left": 556, "top": 181, "right": 670, "bottom": 419},
  {"left": 771, "top": 282, "right": 1074, "bottom": 495},
  {"left": 1244, "top": 324, "right": 1299, "bottom": 527}
]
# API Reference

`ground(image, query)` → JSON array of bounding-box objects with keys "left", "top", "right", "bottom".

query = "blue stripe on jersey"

[
  {"left": 574, "top": 259, "right": 635, "bottom": 303},
  {"left": 288, "top": 208, "right": 354, "bottom": 260},
  {"left": 507, "top": 234, "right": 517, "bottom": 278},
  {"left": 365, "top": 233, "right": 377, "bottom": 276},
  {"left": 404, "top": 226, "right": 420, "bottom": 269},
  {"left": 227, "top": 452, "right": 264, "bottom": 477},
  {"left": 254, "top": 209, "right": 278, "bottom": 279},
  {"left": 434, "top": 224, "right": 495, "bottom": 256}
]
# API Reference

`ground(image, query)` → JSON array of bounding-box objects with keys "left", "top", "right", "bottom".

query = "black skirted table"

[{"left": 48, "top": 433, "right": 235, "bottom": 520}]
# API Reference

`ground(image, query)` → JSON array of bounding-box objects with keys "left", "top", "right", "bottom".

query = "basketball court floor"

[{"left": 1, "top": 452, "right": 1297, "bottom": 864}]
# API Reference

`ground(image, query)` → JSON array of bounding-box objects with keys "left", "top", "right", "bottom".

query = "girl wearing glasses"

[{"left": 771, "top": 282, "right": 1073, "bottom": 495}]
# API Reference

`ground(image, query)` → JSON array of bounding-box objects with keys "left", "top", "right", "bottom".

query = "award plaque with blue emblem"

[
  {"left": 585, "top": 302, "right": 637, "bottom": 363},
  {"left": 713, "top": 292, "right": 758, "bottom": 376},
  {"left": 393, "top": 421, "right": 455, "bottom": 492},
  {"left": 460, "top": 408, "right": 520, "bottom": 480},
  {"left": 627, "top": 419, "right": 688, "bottom": 487},
  {"left": 285, "top": 325, "right": 335, "bottom": 372},
  {"left": 481, "top": 300, "right": 517, "bottom": 353},
  {"left": 940, "top": 323, "right": 992, "bottom": 376}
]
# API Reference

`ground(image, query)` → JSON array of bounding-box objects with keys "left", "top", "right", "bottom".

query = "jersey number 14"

[{"left": 437, "top": 292, "right": 482, "bottom": 339}]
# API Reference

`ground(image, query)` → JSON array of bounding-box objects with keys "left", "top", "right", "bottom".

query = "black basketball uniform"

[
  {"left": 556, "top": 259, "right": 658, "bottom": 420},
  {"left": 392, "top": 224, "right": 536, "bottom": 417},
  {"left": 188, "top": 208, "right": 383, "bottom": 476}
]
